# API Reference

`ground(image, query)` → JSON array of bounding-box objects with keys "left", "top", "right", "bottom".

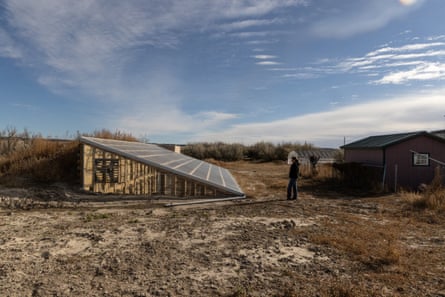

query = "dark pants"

[{"left": 287, "top": 178, "right": 298, "bottom": 199}]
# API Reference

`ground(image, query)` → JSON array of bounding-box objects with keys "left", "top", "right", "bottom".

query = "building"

[
  {"left": 291, "top": 148, "right": 340, "bottom": 164},
  {"left": 80, "top": 137, "right": 244, "bottom": 198},
  {"left": 341, "top": 131, "right": 445, "bottom": 190}
]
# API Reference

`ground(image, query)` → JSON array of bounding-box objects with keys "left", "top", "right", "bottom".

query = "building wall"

[
  {"left": 385, "top": 135, "right": 445, "bottom": 190},
  {"left": 344, "top": 148, "right": 384, "bottom": 165},
  {"left": 82, "top": 144, "right": 226, "bottom": 197}
]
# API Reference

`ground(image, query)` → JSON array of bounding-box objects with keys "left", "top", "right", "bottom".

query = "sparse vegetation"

[
  {"left": 0, "top": 136, "right": 79, "bottom": 186},
  {"left": 402, "top": 167, "right": 445, "bottom": 211},
  {"left": 0, "top": 127, "right": 137, "bottom": 187},
  {"left": 1, "top": 127, "right": 444, "bottom": 296},
  {"left": 310, "top": 213, "right": 401, "bottom": 271},
  {"left": 83, "top": 212, "right": 113, "bottom": 222},
  {"left": 1, "top": 160, "right": 445, "bottom": 296},
  {"left": 83, "top": 128, "right": 138, "bottom": 142},
  {"left": 182, "top": 141, "right": 315, "bottom": 162}
]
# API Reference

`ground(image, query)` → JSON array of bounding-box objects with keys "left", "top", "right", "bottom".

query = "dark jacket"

[{"left": 289, "top": 161, "right": 299, "bottom": 178}]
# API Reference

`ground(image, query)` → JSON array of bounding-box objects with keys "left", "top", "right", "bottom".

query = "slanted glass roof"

[{"left": 80, "top": 136, "right": 244, "bottom": 197}]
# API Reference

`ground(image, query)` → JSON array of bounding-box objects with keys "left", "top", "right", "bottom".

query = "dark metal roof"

[
  {"left": 80, "top": 137, "right": 244, "bottom": 197},
  {"left": 341, "top": 131, "right": 428, "bottom": 149},
  {"left": 431, "top": 130, "right": 445, "bottom": 140},
  {"left": 294, "top": 148, "right": 339, "bottom": 161}
]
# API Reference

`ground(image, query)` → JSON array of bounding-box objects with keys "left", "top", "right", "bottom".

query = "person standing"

[{"left": 287, "top": 156, "right": 299, "bottom": 200}]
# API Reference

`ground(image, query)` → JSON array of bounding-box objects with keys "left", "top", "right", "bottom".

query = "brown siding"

[
  {"left": 385, "top": 135, "right": 445, "bottom": 190},
  {"left": 344, "top": 149, "right": 384, "bottom": 165},
  {"left": 344, "top": 135, "right": 445, "bottom": 190}
]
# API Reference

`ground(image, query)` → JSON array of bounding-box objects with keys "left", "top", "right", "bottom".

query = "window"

[
  {"left": 412, "top": 152, "right": 430, "bottom": 166},
  {"left": 95, "top": 158, "right": 119, "bottom": 183}
]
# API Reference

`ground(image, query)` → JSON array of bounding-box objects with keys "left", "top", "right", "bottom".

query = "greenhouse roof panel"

[{"left": 80, "top": 136, "right": 244, "bottom": 196}]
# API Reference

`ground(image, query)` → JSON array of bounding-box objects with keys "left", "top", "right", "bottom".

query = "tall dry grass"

[
  {"left": 0, "top": 138, "right": 79, "bottom": 185},
  {"left": 0, "top": 127, "right": 138, "bottom": 186},
  {"left": 84, "top": 129, "right": 138, "bottom": 141},
  {"left": 402, "top": 166, "right": 445, "bottom": 211}
]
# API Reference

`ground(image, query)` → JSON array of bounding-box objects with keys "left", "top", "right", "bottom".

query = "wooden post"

[{"left": 394, "top": 164, "right": 398, "bottom": 192}]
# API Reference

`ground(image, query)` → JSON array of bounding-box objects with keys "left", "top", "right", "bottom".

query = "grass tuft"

[{"left": 401, "top": 167, "right": 445, "bottom": 212}]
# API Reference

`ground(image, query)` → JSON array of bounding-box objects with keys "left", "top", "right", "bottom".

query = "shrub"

[
  {"left": 183, "top": 141, "right": 314, "bottom": 162},
  {"left": 182, "top": 142, "right": 245, "bottom": 161},
  {"left": 83, "top": 128, "right": 137, "bottom": 141},
  {"left": 403, "top": 167, "right": 445, "bottom": 211}
]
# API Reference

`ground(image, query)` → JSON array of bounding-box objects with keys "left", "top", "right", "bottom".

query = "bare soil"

[{"left": 1, "top": 161, "right": 444, "bottom": 297}]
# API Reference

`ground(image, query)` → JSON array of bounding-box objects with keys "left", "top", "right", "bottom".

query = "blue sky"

[{"left": 1, "top": 0, "right": 444, "bottom": 147}]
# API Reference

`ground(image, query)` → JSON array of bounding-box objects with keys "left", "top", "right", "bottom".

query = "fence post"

[{"left": 394, "top": 164, "right": 398, "bottom": 192}]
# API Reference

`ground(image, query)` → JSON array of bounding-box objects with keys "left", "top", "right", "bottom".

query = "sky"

[{"left": 0, "top": 0, "right": 445, "bottom": 148}]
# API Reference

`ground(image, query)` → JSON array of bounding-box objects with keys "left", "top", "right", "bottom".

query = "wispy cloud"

[
  {"left": 0, "top": 28, "right": 22, "bottom": 58},
  {"left": 252, "top": 53, "right": 281, "bottom": 66},
  {"left": 323, "top": 38, "right": 445, "bottom": 84},
  {"left": 0, "top": 0, "right": 308, "bottom": 98},
  {"left": 230, "top": 31, "right": 273, "bottom": 39},
  {"left": 375, "top": 62, "right": 445, "bottom": 84},
  {"left": 366, "top": 42, "right": 445, "bottom": 56},
  {"left": 190, "top": 88, "right": 445, "bottom": 147},
  {"left": 116, "top": 107, "right": 239, "bottom": 141},
  {"left": 253, "top": 55, "right": 277, "bottom": 59},
  {"left": 256, "top": 61, "right": 281, "bottom": 66},
  {"left": 219, "top": 18, "right": 282, "bottom": 31},
  {"left": 310, "top": 0, "right": 426, "bottom": 38}
]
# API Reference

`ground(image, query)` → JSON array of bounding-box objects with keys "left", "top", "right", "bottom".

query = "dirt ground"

[{"left": 0, "top": 161, "right": 445, "bottom": 297}]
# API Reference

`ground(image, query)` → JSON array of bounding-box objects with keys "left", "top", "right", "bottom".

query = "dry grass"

[
  {"left": 0, "top": 128, "right": 137, "bottom": 187},
  {"left": 222, "top": 161, "right": 338, "bottom": 199},
  {"left": 401, "top": 167, "right": 445, "bottom": 211},
  {"left": 84, "top": 129, "right": 138, "bottom": 141},
  {"left": 1, "top": 160, "right": 444, "bottom": 296},
  {"left": 0, "top": 138, "right": 79, "bottom": 185},
  {"left": 310, "top": 213, "right": 401, "bottom": 271}
]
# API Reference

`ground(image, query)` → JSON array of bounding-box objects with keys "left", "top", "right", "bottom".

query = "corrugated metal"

[
  {"left": 80, "top": 137, "right": 244, "bottom": 197},
  {"left": 342, "top": 131, "right": 425, "bottom": 149},
  {"left": 432, "top": 130, "right": 445, "bottom": 140},
  {"left": 295, "top": 148, "right": 339, "bottom": 162}
]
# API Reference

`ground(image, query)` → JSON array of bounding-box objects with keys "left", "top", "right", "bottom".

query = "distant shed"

[
  {"left": 342, "top": 131, "right": 445, "bottom": 190},
  {"left": 80, "top": 137, "right": 244, "bottom": 198},
  {"left": 294, "top": 148, "right": 340, "bottom": 164}
]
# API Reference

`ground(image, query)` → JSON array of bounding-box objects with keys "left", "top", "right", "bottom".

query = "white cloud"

[
  {"left": 375, "top": 62, "right": 445, "bottom": 84},
  {"left": 0, "top": 28, "right": 22, "bottom": 59},
  {"left": 330, "top": 39, "right": 445, "bottom": 84},
  {"left": 189, "top": 88, "right": 445, "bottom": 147},
  {"left": 367, "top": 42, "right": 445, "bottom": 56},
  {"left": 253, "top": 55, "right": 277, "bottom": 60},
  {"left": 116, "top": 107, "right": 239, "bottom": 141},
  {"left": 230, "top": 31, "right": 272, "bottom": 39},
  {"left": 257, "top": 61, "right": 281, "bottom": 65},
  {"left": 400, "top": 0, "right": 417, "bottom": 6},
  {"left": 215, "top": 0, "right": 309, "bottom": 19},
  {"left": 282, "top": 73, "right": 318, "bottom": 79},
  {"left": 219, "top": 18, "right": 282, "bottom": 31},
  {"left": 310, "top": 0, "right": 426, "bottom": 38},
  {"left": 1, "top": 0, "right": 308, "bottom": 95}
]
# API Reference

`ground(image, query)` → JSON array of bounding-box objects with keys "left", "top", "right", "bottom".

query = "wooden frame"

[{"left": 81, "top": 143, "right": 226, "bottom": 198}]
